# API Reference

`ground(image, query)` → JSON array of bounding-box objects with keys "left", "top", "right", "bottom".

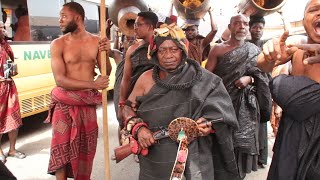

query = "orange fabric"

[
  {"left": 187, "top": 38, "right": 202, "bottom": 64},
  {"left": 13, "top": 15, "right": 31, "bottom": 41}
]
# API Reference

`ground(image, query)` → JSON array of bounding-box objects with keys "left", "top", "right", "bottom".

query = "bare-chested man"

[
  {"left": 206, "top": 14, "right": 271, "bottom": 178},
  {"left": 257, "top": 0, "right": 320, "bottom": 179},
  {"left": 46, "top": 2, "right": 110, "bottom": 180},
  {"left": 116, "top": 11, "right": 157, "bottom": 125}
]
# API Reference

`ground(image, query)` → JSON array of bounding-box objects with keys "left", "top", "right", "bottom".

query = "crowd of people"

[{"left": 1, "top": 0, "right": 320, "bottom": 180}]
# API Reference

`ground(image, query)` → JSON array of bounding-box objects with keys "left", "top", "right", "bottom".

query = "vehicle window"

[
  {"left": 74, "top": 0, "right": 99, "bottom": 34},
  {"left": 27, "top": 0, "right": 64, "bottom": 41},
  {"left": 1, "top": 0, "right": 106, "bottom": 41},
  {"left": 0, "top": 0, "right": 64, "bottom": 42},
  {"left": 0, "top": 0, "right": 30, "bottom": 40}
]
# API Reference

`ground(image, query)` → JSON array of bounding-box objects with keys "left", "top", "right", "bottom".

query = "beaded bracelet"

[{"left": 132, "top": 122, "right": 148, "bottom": 139}]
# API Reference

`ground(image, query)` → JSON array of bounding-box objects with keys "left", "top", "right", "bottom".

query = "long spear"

[{"left": 99, "top": 0, "right": 111, "bottom": 179}]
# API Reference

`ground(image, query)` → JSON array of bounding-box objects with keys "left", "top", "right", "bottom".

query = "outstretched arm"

[
  {"left": 257, "top": 31, "right": 296, "bottom": 72},
  {"left": 289, "top": 43, "right": 320, "bottom": 65},
  {"left": 201, "top": 8, "right": 217, "bottom": 49}
]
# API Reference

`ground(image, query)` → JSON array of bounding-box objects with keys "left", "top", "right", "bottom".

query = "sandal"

[
  {"left": 0, "top": 154, "right": 6, "bottom": 163},
  {"left": 8, "top": 151, "right": 26, "bottom": 159}
]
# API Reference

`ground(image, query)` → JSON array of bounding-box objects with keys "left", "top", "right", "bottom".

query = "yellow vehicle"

[{"left": 1, "top": 0, "right": 115, "bottom": 118}]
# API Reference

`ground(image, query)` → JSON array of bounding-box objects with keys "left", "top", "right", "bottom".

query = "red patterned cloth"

[
  {"left": 0, "top": 40, "right": 22, "bottom": 134},
  {"left": 46, "top": 87, "right": 102, "bottom": 180},
  {"left": 0, "top": 39, "right": 15, "bottom": 62}
]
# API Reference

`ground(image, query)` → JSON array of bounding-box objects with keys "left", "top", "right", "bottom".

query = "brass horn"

[
  {"left": 172, "top": 0, "right": 211, "bottom": 20},
  {"left": 238, "top": 0, "right": 287, "bottom": 17},
  {"left": 108, "top": 0, "right": 148, "bottom": 37}
]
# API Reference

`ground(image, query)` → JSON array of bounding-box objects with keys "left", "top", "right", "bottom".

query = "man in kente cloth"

[
  {"left": 115, "top": 11, "right": 158, "bottom": 126},
  {"left": 257, "top": 0, "right": 320, "bottom": 179},
  {"left": 182, "top": 8, "right": 217, "bottom": 64},
  {"left": 0, "top": 21, "right": 26, "bottom": 164},
  {"left": 45, "top": 2, "right": 110, "bottom": 180},
  {"left": 122, "top": 24, "right": 240, "bottom": 180},
  {"left": 206, "top": 14, "right": 272, "bottom": 179},
  {"left": 247, "top": 15, "right": 270, "bottom": 169}
]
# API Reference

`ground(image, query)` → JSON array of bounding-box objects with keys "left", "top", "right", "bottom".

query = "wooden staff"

[{"left": 99, "top": 0, "right": 111, "bottom": 179}]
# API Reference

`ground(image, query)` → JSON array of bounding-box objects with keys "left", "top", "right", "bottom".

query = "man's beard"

[
  {"left": 62, "top": 20, "right": 78, "bottom": 34},
  {"left": 235, "top": 34, "right": 246, "bottom": 41}
]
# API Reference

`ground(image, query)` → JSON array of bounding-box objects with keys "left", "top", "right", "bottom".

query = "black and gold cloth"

[
  {"left": 136, "top": 61, "right": 240, "bottom": 180},
  {"left": 214, "top": 42, "right": 272, "bottom": 177}
]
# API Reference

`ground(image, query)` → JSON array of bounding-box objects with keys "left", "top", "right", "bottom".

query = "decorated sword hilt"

[{"left": 168, "top": 117, "right": 199, "bottom": 180}]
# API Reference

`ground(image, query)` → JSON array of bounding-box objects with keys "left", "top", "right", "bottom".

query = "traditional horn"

[
  {"left": 238, "top": 0, "right": 287, "bottom": 17},
  {"left": 172, "top": 0, "right": 211, "bottom": 20},
  {"left": 108, "top": 0, "right": 148, "bottom": 37}
]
